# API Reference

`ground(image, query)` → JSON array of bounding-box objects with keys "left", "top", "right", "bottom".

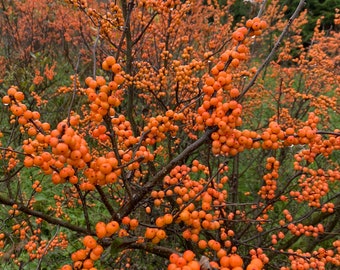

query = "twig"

[
  {"left": 276, "top": 78, "right": 283, "bottom": 124},
  {"left": 35, "top": 225, "right": 60, "bottom": 270},
  {"left": 115, "top": 0, "right": 134, "bottom": 61},
  {"left": 316, "top": 131, "right": 340, "bottom": 136},
  {"left": 0, "top": 147, "right": 28, "bottom": 156},
  {"left": 178, "top": 93, "right": 204, "bottom": 113},
  {"left": 128, "top": 242, "right": 177, "bottom": 258},
  {"left": 0, "top": 165, "right": 24, "bottom": 183},
  {"left": 257, "top": 0, "right": 269, "bottom": 17},
  {"left": 67, "top": 52, "right": 81, "bottom": 126},
  {"left": 75, "top": 184, "right": 91, "bottom": 232},
  {"left": 92, "top": 25, "right": 101, "bottom": 79},
  {"left": 133, "top": 12, "right": 158, "bottom": 46}
]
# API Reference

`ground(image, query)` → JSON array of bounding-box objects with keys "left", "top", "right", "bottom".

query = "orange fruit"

[
  {"left": 183, "top": 250, "right": 195, "bottom": 262},
  {"left": 229, "top": 254, "right": 243, "bottom": 268},
  {"left": 83, "top": 235, "right": 97, "bottom": 249},
  {"left": 95, "top": 222, "right": 107, "bottom": 238}
]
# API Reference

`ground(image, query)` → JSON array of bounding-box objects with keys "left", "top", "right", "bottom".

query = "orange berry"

[
  {"left": 129, "top": 218, "right": 139, "bottom": 228},
  {"left": 83, "top": 235, "right": 97, "bottom": 249},
  {"left": 72, "top": 249, "right": 88, "bottom": 261},
  {"left": 102, "top": 60, "right": 110, "bottom": 71},
  {"left": 2, "top": 95, "right": 11, "bottom": 104},
  {"left": 122, "top": 216, "right": 130, "bottom": 225},
  {"left": 155, "top": 217, "right": 165, "bottom": 227},
  {"left": 198, "top": 239, "right": 207, "bottom": 249},
  {"left": 82, "top": 259, "right": 94, "bottom": 269},
  {"left": 169, "top": 253, "right": 180, "bottom": 264},
  {"left": 183, "top": 250, "right": 195, "bottom": 262},
  {"left": 167, "top": 263, "right": 177, "bottom": 270},
  {"left": 246, "top": 264, "right": 260, "bottom": 270},
  {"left": 7, "top": 87, "right": 17, "bottom": 96},
  {"left": 176, "top": 257, "right": 187, "bottom": 267},
  {"left": 114, "top": 74, "right": 125, "bottom": 84},
  {"left": 205, "top": 77, "right": 215, "bottom": 86},
  {"left": 106, "top": 221, "right": 120, "bottom": 236},
  {"left": 145, "top": 227, "right": 157, "bottom": 239},
  {"left": 246, "top": 19, "right": 253, "bottom": 28},
  {"left": 220, "top": 255, "right": 230, "bottom": 267},
  {"left": 249, "top": 258, "right": 263, "bottom": 269},
  {"left": 163, "top": 213, "right": 173, "bottom": 225},
  {"left": 60, "top": 265, "right": 72, "bottom": 270},
  {"left": 231, "top": 58, "right": 240, "bottom": 67},
  {"left": 156, "top": 229, "right": 166, "bottom": 239},
  {"left": 105, "top": 56, "right": 116, "bottom": 66},
  {"left": 95, "top": 222, "right": 107, "bottom": 238},
  {"left": 230, "top": 88, "right": 240, "bottom": 98},
  {"left": 187, "top": 260, "right": 200, "bottom": 270},
  {"left": 92, "top": 244, "right": 104, "bottom": 256},
  {"left": 232, "top": 31, "right": 245, "bottom": 41},
  {"left": 95, "top": 76, "right": 106, "bottom": 86},
  {"left": 260, "top": 20, "right": 268, "bottom": 30},
  {"left": 111, "top": 63, "right": 122, "bottom": 73},
  {"left": 229, "top": 254, "right": 243, "bottom": 268},
  {"left": 99, "top": 162, "right": 112, "bottom": 174}
]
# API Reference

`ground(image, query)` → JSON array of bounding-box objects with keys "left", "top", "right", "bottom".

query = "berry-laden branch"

[{"left": 113, "top": 127, "right": 217, "bottom": 221}]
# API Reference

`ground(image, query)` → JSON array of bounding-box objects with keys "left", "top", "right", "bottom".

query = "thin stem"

[
  {"left": 67, "top": 52, "right": 81, "bottom": 126},
  {"left": 36, "top": 226, "right": 60, "bottom": 270},
  {"left": 92, "top": 25, "right": 101, "bottom": 79}
]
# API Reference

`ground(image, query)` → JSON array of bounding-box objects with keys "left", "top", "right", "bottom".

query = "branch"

[
  {"left": 0, "top": 165, "right": 25, "bottom": 183},
  {"left": 0, "top": 194, "right": 92, "bottom": 235},
  {"left": 237, "top": 0, "right": 306, "bottom": 101},
  {"left": 316, "top": 131, "right": 340, "bottom": 136},
  {"left": 95, "top": 185, "right": 116, "bottom": 218},
  {"left": 132, "top": 12, "right": 158, "bottom": 46},
  {"left": 36, "top": 225, "right": 60, "bottom": 269},
  {"left": 113, "top": 127, "right": 217, "bottom": 220},
  {"left": 128, "top": 242, "right": 177, "bottom": 258}
]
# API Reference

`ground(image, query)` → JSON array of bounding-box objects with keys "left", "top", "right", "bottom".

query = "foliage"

[{"left": 0, "top": 0, "right": 339, "bottom": 270}]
